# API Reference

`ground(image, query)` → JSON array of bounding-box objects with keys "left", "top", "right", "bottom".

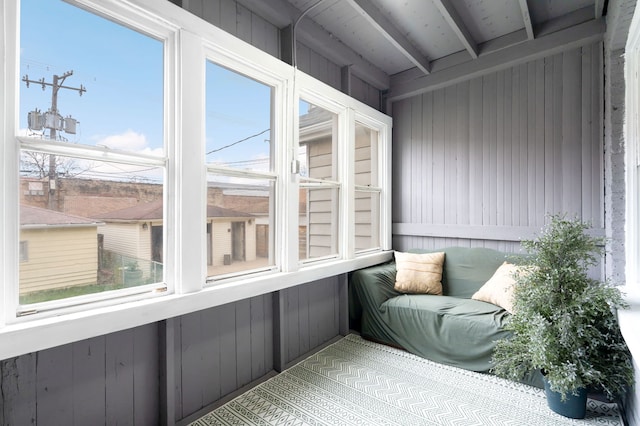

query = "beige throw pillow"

[
  {"left": 472, "top": 261, "right": 522, "bottom": 313},
  {"left": 394, "top": 251, "right": 445, "bottom": 294}
]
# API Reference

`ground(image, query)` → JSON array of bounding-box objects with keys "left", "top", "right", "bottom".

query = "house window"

[
  {"left": 16, "top": 0, "right": 165, "bottom": 307},
  {"left": 298, "top": 100, "right": 340, "bottom": 262},
  {"left": 205, "top": 61, "right": 276, "bottom": 279},
  {"left": 205, "top": 174, "right": 276, "bottom": 278},
  {"left": 19, "top": 241, "right": 28, "bottom": 263}
]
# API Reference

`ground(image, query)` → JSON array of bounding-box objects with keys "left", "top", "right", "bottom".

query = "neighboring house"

[
  {"left": 206, "top": 204, "right": 257, "bottom": 267},
  {"left": 299, "top": 105, "right": 380, "bottom": 259},
  {"left": 19, "top": 205, "right": 102, "bottom": 295},
  {"left": 93, "top": 200, "right": 257, "bottom": 270}
]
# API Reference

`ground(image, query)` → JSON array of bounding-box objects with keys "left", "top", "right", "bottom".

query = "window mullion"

[
  {"left": 342, "top": 108, "right": 355, "bottom": 260},
  {"left": 283, "top": 78, "right": 299, "bottom": 273},
  {"left": 2, "top": 0, "right": 20, "bottom": 327},
  {"left": 175, "top": 29, "right": 206, "bottom": 294}
]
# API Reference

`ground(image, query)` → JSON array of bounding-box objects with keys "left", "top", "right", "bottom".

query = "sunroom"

[{"left": 0, "top": 0, "right": 639, "bottom": 424}]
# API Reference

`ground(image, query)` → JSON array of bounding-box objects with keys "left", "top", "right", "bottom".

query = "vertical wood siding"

[
  {"left": 0, "top": 323, "right": 160, "bottom": 426},
  {"left": 173, "top": 278, "right": 339, "bottom": 421},
  {"left": 392, "top": 42, "right": 604, "bottom": 251},
  {"left": 283, "top": 276, "right": 341, "bottom": 364},
  {"left": 1, "top": 277, "right": 342, "bottom": 425},
  {"left": 173, "top": 294, "right": 274, "bottom": 421}
]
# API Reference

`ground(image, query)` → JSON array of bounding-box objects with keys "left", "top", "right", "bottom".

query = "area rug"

[{"left": 190, "top": 334, "right": 622, "bottom": 425}]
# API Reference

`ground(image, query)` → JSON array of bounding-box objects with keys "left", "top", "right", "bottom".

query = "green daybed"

[{"left": 350, "top": 246, "right": 540, "bottom": 386}]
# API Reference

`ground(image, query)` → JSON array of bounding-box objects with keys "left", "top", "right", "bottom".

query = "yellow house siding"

[
  {"left": 99, "top": 223, "right": 140, "bottom": 259},
  {"left": 212, "top": 221, "right": 232, "bottom": 266},
  {"left": 19, "top": 227, "right": 98, "bottom": 294},
  {"left": 245, "top": 220, "right": 256, "bottom": 262},
  {"left": 139, "top": 223, "right": 151, "bottom": 261}
]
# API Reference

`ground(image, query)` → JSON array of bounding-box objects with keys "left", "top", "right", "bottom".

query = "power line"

[
  {"left": 206, "top": 128, "right": 269, "bottom": 155},
  {"left": 23, "top": 70, "right": 86, "bottom": 210}
]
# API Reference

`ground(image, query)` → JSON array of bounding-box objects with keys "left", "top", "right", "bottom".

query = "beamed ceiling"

[{"left": 235, "top": 0, "right": 608, "bottom": 101}]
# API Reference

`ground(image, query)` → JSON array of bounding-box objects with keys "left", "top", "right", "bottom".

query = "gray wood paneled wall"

[
  {"left": 0, "top": 277, "right": 342, "bottom": 425},
  {"left": 0, "top": 324, "right": 160, "bottom": 425},
  {"left": 392, "top": 41, "right": 604, "bottom": 252}
]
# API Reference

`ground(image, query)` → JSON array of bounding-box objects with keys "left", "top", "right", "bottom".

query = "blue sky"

[
  {"left": 20, "top": 0, "right": 276, "bottom": 173},
  {"left": 205, "top": 62, "right": 271, "bottom": 170},
  {"left": 20, "top": 0, "right": 163, "bottom": 155}
]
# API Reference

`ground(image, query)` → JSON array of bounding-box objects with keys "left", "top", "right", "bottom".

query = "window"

[
  {"left": 205, "top": 61, "right": 277, "bottom": 279},
  {"left": 16, "top": 0, "right": 165, "bottom": 308},
  {"left": 298, "top": 100, "right": 340, "bottom": 262},
  {"left": 19, "top": 241, "right": 28, "bottom": 262},
  {"left": 354, "top": 122, "right": 381, "bottom": 253},
  {"left": 0, "top": 0, "right": 391, "bottom": 357}
]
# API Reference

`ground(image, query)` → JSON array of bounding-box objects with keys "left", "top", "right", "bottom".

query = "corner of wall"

[{"left": 603, "top": 47, "right": 627, "bottom": 286}]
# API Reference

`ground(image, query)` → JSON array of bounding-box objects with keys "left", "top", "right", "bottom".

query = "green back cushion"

[{"left": 409, "top": 247, "right": 508, "bottom": 298}]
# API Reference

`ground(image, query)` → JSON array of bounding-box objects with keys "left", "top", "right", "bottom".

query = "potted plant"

[{"left": 492, "top": 215, "right": 633, "bottom": 419}]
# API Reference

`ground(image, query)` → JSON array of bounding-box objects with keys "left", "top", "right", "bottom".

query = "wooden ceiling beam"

[
  {"left": 388, "top": 18, "right": 604, "bottom": 101},
  {"left": 595, "top": 0, "right": 605, "bottom": 19},
  {"left": 345, "top": 0, "right": 431, "bottom": 75},
  {"left": 235, "top": 0, "right": 390, "bottom": 89},
  {"left": 518, "top": 0, "right": 535, "bottom": 40},
  {"left": 432, "top": 0, "right": 478, "bottom": 59}
]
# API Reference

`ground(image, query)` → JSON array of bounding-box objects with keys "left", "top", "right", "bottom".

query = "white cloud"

[{"left": 98, "top": 129, "right": 148, "bottom": 151}]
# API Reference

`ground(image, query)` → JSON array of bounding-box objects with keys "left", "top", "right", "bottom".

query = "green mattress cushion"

[{"left": 380, "top": 295, "right": 511, "bottom": 372}]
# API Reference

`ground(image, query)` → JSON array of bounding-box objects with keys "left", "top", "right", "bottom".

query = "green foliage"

[
  {"left": 492, "top": 215, "right": 633, "bottom": 401},
  {"left": 125, "top": 260, "right": 140, "bottom": 271}
]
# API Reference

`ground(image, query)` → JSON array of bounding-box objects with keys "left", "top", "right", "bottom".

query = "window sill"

[{"left": 0, "top": 251, "right": 393, "bottom": 360}]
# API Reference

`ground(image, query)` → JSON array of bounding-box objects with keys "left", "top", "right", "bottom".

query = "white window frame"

[
  {"left": 0, "top": 0, "right": 392, "bottom": 360},
  {"left": 297, "top": 90, "right": 347, "bottom": 266},
  {"left": 353, "top": 112, "right": 391, "bottom": 255},
  {"left": 621, "top": 2, "right": 640, "bottom": 365},
  {"left": 626, "top": 10, "right": 640, "bottom": 289},
  {"left": 7, "top": 0, "right": 175, "bottom": 318}
]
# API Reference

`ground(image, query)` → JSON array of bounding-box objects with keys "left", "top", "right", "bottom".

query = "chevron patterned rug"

[{"left": 190, "top": 334, "right": 622, "bottom": 426}]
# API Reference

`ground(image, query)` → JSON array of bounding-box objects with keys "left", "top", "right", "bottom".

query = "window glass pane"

[
  {"left": 355, "top": 190, "right": 380, "bottom": 252},
  {"left": 299, "top": 101, "right": 337, "bottom": 180},
  {"left": 206, "top": 175, "right": 275, "bottom": 278},
  {"left": 206, "top": 62, "right": 272, "bottom": 171},
  {"left": 299, "top": 187, "right": 340, "bottom": 261},
  {"left": 19, "top": 0, "right": 163, "bottom": 155},
  {"left": 354, "top": 122, "right": 380, "bottom": 253},
  {"left": 299, "top": 100, "right": 339, "bottom": 262},
  {"left": 355, "top": 123, "right": 378, "bottom": 187},
  {"left": 19, "top": 151, "right": 164, "bottom": 304}
]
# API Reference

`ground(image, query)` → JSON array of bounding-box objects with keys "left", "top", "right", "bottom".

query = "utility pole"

[{"left": 23, "top": 70, "right": 86, "bottom": 210}]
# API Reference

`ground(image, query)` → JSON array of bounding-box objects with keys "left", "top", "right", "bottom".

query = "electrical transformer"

[
  {"left": 63, "top": 116, "right": 77, "bottom": 134},
  {"left": 44, "top": 110, "right": 63, "bottom": 131},
  {"left": 27, "top": 109, "right": 44, "bottom": 130}
]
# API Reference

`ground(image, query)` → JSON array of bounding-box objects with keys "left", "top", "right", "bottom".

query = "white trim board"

[{"left": 393, "top": 223, "right": 607, "bottom": 242}]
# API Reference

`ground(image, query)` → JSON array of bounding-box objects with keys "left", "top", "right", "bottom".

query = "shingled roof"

[
  {"left": 21, "top": 205, "right": 102, "bottom": 227},
  {"left": 93, "top": 200, "right": 253, "bottom": 221}
]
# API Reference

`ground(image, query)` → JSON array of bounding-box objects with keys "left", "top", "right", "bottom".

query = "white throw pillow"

[
  {"left": 472, "top": 261, "right": 523, "bottom": 313},
  {"left": 394, "top": 251, "right": 445, "bottom": 295}
]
